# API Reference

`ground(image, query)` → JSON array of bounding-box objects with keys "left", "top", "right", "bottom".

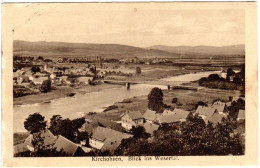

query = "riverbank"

[
  {"left": 83, "top": 86, "right": 241, "bottom": 126},
  {"left": 13, "top": 84, "right": 122, "bottom": 105},
  {"left": 13, "top": 68, "right": 207, "bottom": 106}
]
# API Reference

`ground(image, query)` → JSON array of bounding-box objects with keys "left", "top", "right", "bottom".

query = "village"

[
  {"left": 14, "top": 78, "right": 245, "bottom": 156},
  {"left": 13, "top": 55, "right": 177, "bottom": 101},
  {"left": 12, "top": 50, "right": 246, "bottom": 157}
]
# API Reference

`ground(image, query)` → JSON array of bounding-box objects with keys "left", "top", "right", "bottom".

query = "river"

[{"left": 13, "top": 70, "right": 220, "bottom": 132}]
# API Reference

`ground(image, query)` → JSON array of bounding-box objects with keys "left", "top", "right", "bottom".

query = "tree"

[
  {"left": 40, "top": 79, "right": 51, "bottom": 93},
  {"left": 227, "top": 98, "right": 245, "bottom": 120},
  {"left": 24, "top": 113, "right": 47, "bottom": 133},
  {"left": 195, "top": 101, "right": 208, "bottom": 108},
  {"left": 49, "top": 115, "right": 63, "bottom": 135},
  {"left": 136, "top": 67, "right": 141, "bottom": 74},
  {"left": 37, "top": 56, "right": 44, "bottom": 61},
  {"left": 172, "top": 98, "right": 178, "bottom": 104},
  {"left": 31, "top": 67, "right": 41, "bottom": 73},
  {"left": 130, "top": 126, "right": 149, "bottom": 138},
  {"left": 49, "top": 115, "right": 85, "bottom": 143},
  {"left": 208, "top": 74, "right": 221, "bottom": 81},
  {"left": 226, "top": 68, "right": 235, "bottom": 80},
  {"left": 148, "top": 87, "right": 164, "bottom": 112}
]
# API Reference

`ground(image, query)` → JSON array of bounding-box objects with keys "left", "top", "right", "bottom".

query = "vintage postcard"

[{"left": 1, "top": 2, "right": 258, "bottom": 167}]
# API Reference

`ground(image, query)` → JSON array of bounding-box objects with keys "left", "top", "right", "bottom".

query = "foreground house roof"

[
  {"left": 237, "top": 110, "right": 245, "bottom": 119},
  {"left": 172, "top": 108, "right": 190, "bottom": 119},
  {"left": 156, "top": 115, "right": 180, "bottom": 124},
  {"left": 211, "top": 101, "right": 226, "bottom": 112},
  {"left": 121, "top": 111, "right": 143, "bottom": 120},
  {"left": 143, "top": 122, "right": 159, "bottom": 135},
  {"left": 91, "top": 126, "right": 133, "bottom": 152},
  {"left": 203, "top": 113, "right": 225, "bottom": 126},
  {"left": 24, "top": 130, "right": 57, "bottom": 148},
  {"left": 157, "top": 108, "right": 190, "bottom": 124},
  {"left": 195, "top": 106, "right": 217, "bottom": 117},
  {"left": 53, "top": 135, "right": 81, "bottom": 156},
  {"left": 143, "top": 109, "right": 157, "bottom": 121},
  {"left": 14, "top": 143, "right": 30, "bottom": 155}
]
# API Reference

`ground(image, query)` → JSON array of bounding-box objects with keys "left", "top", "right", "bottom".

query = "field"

[{"left": 83, "top": 87, "right": 241, "bottom": 126}]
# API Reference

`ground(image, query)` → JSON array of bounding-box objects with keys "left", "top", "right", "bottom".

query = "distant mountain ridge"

[
  {"left": 13, "top": 40, "right": 244, "bottom": 59},
  {"left": 13, "top": 40, "right": 180, "bottom": 58},
  {"left": 147, "top": 44, "right": 245, "bottom": 55}
]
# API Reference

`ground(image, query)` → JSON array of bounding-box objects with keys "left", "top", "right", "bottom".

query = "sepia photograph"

[{"left": 1, "top": 2, "right": 258, "bottom": 166}]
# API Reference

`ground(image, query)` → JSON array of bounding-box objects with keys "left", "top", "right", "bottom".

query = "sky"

[{"left": 10, "top": 3, "right": 245, "bottom": 48}]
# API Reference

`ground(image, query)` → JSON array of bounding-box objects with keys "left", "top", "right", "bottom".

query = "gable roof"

[
  {"left": 204, "top": 113, "right": 225, "bottom": 126},
  {"left": 33, "top": 77, "right": 49, "bottom": 84},
  {"left": 172, "top": 108, "right": 190, "bottom": 119},
  {"left": 162, "top": 109, "right": 174, "bottom": 116},
  {"left": 195, "top": 106, "right": 217, "bottom": 117},
  {"left": 211, "top": 101, "right": 226, "bottom": 112},
  {"left": 24, "top": 130, "right": 57, "bottom": 147},
  {"left": 237, "top": 110, "right": 245, "bottom": 119},
  {"left": 122, "top": 111, "right": 143, "bottom": 120},
  {"left": 160, "top": 108, "right": 190, "bottom": 122},
  {"left": 143, "top": 122, "right": 159, "bottom": 135},
  {"left": 79, "top": 77, "right": 93, "bottom": 82},
  {"left": 53, "top": 135, "right": 80, "bottom": 156},
  {"left": 91, "top": 126, "right": 133, "bottom": 153},
  {"left": 14, "top": 143, "right": 30, "bottom": 155},
  {"left": 156, "top": 115, "right": 180, "bottom": 124},
  {"left": 143, "top": 109, "right": 157, "bottom": 121}
]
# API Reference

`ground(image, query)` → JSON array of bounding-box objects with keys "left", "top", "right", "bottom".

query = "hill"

[
  {"left": 147, "top": 45, "right": 245, "bottom": 55},
  {"left": 13, "top": 40, "right": 180, "bottom": 59}
]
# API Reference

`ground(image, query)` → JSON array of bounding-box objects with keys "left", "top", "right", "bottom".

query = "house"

[
  {"left": 211, "top": 101, "right": 226, "bottom": 113},
  {"left": 53, "top": 135, "right": 85, "bottom": 156},
  {"left": 79, "top": 77, "right": 93, "bottom": 85},
  {"left": 59, "top": 76, "right": 70, "bottom": 85},
  {"left": 143, "top": 122, "right": 159, "bottom": 135},
  {"left": 24, "top": 130, "right": 57, "bottom": 152},
  {"left": 203, "top": 113, "right": 225, "bottom": 127},
  {"left": 226, "top": 101, "right": 232, "bottom": 107},
  {"left": 89, "top": 126, "right": 133, "bottom": 153},
  {"left": 171, "top": 108, "right": 191, "bottom": 122},
  {"left": 32, "top": 77, "right": 49, "bottom": 85},
  {"left": 162, "top": 109, "right": 174, "bottom": 116},
  {"left": 50, "top": 73, "right": 56, "bottom": 79},
  {"left": 143, "top": 109, "right": 157, "bottom": 123},
  {"left": 156, "top": 114, "right": 180, "bottom": 124},
  {"left": 14, "top": 143, "right": 30, "bottom": 155},
  {"left": 237, "top": 110, "right": 245, "bottom": 122},
  {"left": 121, "top": 111, "right": 144, "bottom": 130},
  {"left": 156, "top": 108, "right": 190, "bottom": 125},
  {"left": 195, "top": 106, "right": 218, "bottom": 119},
  {"left": 219, "top": 70, "right": 227, "bottom": 79}
]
